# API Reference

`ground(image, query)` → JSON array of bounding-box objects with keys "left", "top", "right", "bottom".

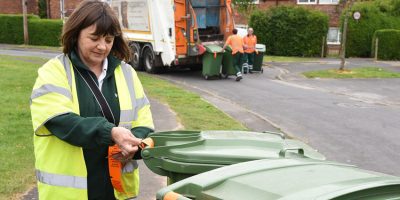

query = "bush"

[
  {"left": 29, "top": 19, "right": 63, "bottom": 46},
  {"left": 372, "top": 29, "right": 400, "bottom": 60},
  {"left": 342, "top": 0, "right": 400, "bottom": 57},
  {"left": 0, "top": 14, "right": 62, "bottom": 46},
  {"left": 0, "top": 14, "right": 39, "bottom": 44},
  {"left": 249, "top": 6, "right": 329, "bottom": 57}
]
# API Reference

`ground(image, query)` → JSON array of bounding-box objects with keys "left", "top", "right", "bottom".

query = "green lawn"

[
  {"left": 0, "top": 55, "right": 44, "bottom": 199},
  {"left": 0, "top": 54, "right": 245, "bottom": 199},
  {"left": 303, "top": 67, "right": 400, "bottom": 79},
  {"left": 139, "top": 73, "right": 246, "bottom": 130},
  {"left": 264, "top": 55, "right": 319, "bottom": 62}
]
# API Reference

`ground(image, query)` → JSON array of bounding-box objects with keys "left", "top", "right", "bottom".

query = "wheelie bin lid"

[
  {"left": 204, "top": 45, "right": 223, "bottom": 53},
  {"left": 141, "top": 130, "right": 325, "bottom": 176},
  {"left": 156, "top": 158, "right": 400, "bottom": 200},
  {"left": 256, "top": 43, "right": 266, "bottom": 52}
]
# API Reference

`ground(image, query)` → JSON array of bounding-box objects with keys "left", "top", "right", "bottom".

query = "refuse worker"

[
  {"left": 30, "top": 1, "right": 154, "bottom": 199},
  {"left": 243, "top": 27, "right": 257, "bottom": 73},
  {"left": 222, "top": 28, "right": 244, "bottom": 81}
]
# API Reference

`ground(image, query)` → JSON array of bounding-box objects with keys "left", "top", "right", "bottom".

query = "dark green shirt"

[{"left": 45, "top": 50, "right": 153, "bottom": 200}]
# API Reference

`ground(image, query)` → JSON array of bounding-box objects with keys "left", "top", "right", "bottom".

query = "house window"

[
  {"left": 297, "top": 0, "right": 316, "bottom": 4},
  {"left": 327, "top": 27, "right": 341, "bottom": 44},
  {"left": 319, "top": 0, "right": 339, "bottom": 4},
  {"left": 253, "top": 0, "right": 260, "bottom": 4}
]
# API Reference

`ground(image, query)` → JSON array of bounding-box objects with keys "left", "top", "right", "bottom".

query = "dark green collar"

[{"left": 69, "top": 49, "right": 121, "bottom": 78}]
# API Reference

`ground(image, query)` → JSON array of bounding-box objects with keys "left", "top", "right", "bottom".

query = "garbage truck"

[{"left": 110, "top": 0, "right": 235, "bottom": 73}]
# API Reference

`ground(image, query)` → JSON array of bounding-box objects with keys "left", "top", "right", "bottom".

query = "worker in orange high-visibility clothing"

[
  {"left": 222, "top": 28, "right": 244, "bottom": 81},
  {"left": 243, "top": 27, "right": 257, "bottom": 73}
]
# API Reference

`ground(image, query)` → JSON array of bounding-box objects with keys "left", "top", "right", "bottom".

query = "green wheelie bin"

[
  {"left": 252, "top": 44, "right": 266, "bottom": 73},
  {"left": 156, "top": 158, "right": 400, "bottom": 200},
  {"left": 221, "top": 46, "right": 237, "bottom": 78},
  {"left": 140, "top": 130, "right": 325, "bottom": 184},
  {"left": 202, "top": 45, "right": 223, "bottom": 80}
]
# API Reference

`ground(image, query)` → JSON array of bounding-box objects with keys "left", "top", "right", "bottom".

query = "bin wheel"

[
  {"left": 204, "top": 75, "right": 209, "bottom": 80},
  {"left": 220, "top": 74, "right": 228, "bottom": 79}
]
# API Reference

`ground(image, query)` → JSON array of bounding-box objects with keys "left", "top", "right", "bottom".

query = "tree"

[
  {"left": 232, "top": 0, "right": 258, "bottom": 22},
  {"left": 22, "top": 0, "right": 29, "bottom": 44},
  {"left": 339, "top": 0, "right": 354, "bottom": 70},
  {"left": 38, "top": 0, "right": 47, "bottom": 18}
]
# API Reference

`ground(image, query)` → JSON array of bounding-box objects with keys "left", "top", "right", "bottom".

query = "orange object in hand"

[
  {"left": 108, "top": 145, "right": 125, "bottom": 194},
  {"left": 109, "top": 137, "right": 155, "bottom": 194}
]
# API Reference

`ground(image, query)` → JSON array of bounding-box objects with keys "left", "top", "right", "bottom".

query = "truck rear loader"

[{"left": 110, "top": 0, "right": 235, "bottom": 73}]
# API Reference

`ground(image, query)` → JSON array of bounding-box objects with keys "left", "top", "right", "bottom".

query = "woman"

[{"left": 30, "top": 1, "right": 154, "bottom": 199}]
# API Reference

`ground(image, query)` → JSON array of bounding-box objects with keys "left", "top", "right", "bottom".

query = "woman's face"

[{"left": 77, "top": 24, "right": 114, "bottom": 68}]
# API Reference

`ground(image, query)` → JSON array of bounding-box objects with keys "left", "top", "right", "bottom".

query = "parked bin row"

[
  {"left": 202, "top": 44, "right": 266, "bottom": 80},
  {"left": 140, "top": 130, "right": 400, "bottom": 200}
]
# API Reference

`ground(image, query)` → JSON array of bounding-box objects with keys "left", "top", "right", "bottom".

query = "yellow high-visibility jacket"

[{"left": 30, "top": 54, "right": 154, "bottom": 199}]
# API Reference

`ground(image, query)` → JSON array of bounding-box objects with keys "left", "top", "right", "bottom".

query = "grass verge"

[
  {"left": 264, "top": 55, "right": 319, "bottom": 62},
  {"left": 139, "top": 73, "right": 246, "bottom": 130},
  {"left": 303, "top": 67, "right": 400, "bottom": 79},
  {"left": 0, "top": 55, "right": 46, "bottom": 199},
  {"left": 0, "top": 54, "right": 246, "bottom": 199}
]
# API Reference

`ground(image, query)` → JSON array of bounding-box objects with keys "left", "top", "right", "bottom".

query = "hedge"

[
  {"left": 372, "top": 29, "right": 400, "bottom": 60},
  {"left": 249, "top": 6, "right": 329, "bottom": 57},
  {"left": 0, "top": 14, "right": 39, "bottom": 44},
  {"left": 0, "top": 14, "right": 62, "bottom": 46},
  {"left": 29, "top": 19, "right": 63, "bottom": 46},
  {"left": 342, "top": 0, "right": 400, "bottom": 57}
]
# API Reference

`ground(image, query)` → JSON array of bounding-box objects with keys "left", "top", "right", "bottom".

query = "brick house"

[
  {"left": 0, "top": 0, "right": 80, "bottom": 19},
  {"left": 46, "top": 0, "right": 80, "bottom": 19},
  {"left": 0, "top": 0, "right": 39, "bottom": 15}
]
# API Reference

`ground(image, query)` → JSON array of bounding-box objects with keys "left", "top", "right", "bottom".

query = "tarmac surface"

[{"left": 156, "top": 58, "right": 400, "bottom": 177}]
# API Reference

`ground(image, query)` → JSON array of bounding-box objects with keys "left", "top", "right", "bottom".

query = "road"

[{"left": 157, "top": 59, "right": 400, "bottom": 176}]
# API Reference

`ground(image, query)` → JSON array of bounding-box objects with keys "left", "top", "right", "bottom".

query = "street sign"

[{"left": 353, "top": 11, "right": 361, "bottom": 20}]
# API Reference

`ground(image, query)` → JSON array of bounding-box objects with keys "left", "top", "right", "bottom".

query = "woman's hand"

[{"left": 111, "top": 127, "right": 142, "bottom": 161}]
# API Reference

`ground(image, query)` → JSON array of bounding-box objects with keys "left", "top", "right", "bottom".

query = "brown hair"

[
  {"left": 232, "top": 28, "right": 238, "bottom": 35},
  {"left": 61, "top": 0, "right": 131, "bottom": 61}
]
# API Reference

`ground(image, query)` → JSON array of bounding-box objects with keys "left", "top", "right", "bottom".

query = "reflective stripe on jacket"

[{"left": 30, "top": 54, "right": 154, "bottom": 200}]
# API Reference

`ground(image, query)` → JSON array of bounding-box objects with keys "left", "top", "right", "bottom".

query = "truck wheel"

[
  {"left": 143, "top": 46, "right": 157, "bottom": 73},
  {"left": 129, "top": 42, "right": 142, "bottom": 70}
]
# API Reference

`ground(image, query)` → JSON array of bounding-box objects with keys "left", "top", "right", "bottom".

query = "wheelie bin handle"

[
  {"left": 263, "top": 131, "right": 285, "bottom": 139},
  {"left": 279, "top": 148, "right": 305, "bottom": 158},
  {"left": 163, "top": 191, "right": 191, "bottom": 200}
]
